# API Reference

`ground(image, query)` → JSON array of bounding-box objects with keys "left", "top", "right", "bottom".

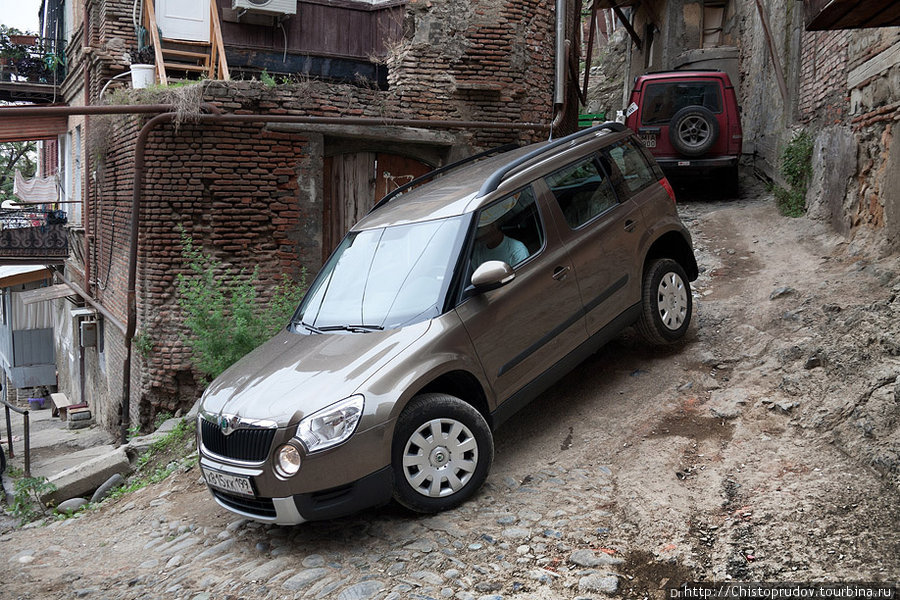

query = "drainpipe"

[
  {"left": 552, "top": 0, "right": 567, "bottom": 131},
  {"left": 83, "top": 0, "right": 92, "bottom": 294}
]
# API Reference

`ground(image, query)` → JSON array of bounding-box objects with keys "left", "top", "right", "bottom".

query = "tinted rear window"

[{"left": 641, "top": 81, "right": 723, "bottom": 125}]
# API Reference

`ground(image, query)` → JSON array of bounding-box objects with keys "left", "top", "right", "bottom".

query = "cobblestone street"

[{"left": 3, "top": 185, "right": 900, "bottom": 599}]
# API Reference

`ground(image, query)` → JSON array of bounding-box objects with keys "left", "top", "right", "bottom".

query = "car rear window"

[
  {"left": 545, "top": 155, "right": 619, "bottom": 229},
  {"left": 640, "top": 81, "right": 723, "bottom": 126}
]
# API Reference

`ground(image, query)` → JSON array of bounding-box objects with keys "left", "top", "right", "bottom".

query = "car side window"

[
  {"left": 605, "top": 140, "right": 658, "bottom": 196},
  {"left": 545, "top": 155, "right": 619, "bottom": 229},
  {"left": 470, "top": 186, "right": 543, "bottom": 271}
]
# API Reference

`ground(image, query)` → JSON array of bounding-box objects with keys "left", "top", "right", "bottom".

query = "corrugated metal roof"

[{"left": 0, "top": 265, "right": 52, "bottom": 288}]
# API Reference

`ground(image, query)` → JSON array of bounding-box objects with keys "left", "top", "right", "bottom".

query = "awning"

[
  {"left": 0, "top": 114, "right": 67, "bottom": 143},
  {"left": 806, "top": 0, "right": 900, "bottom": 30},
  {"left": 18, "top": 282, "right": 78, "bottom": 304},
  {"left": 0, "top": 265, "right": 52, "bottom": 288}
]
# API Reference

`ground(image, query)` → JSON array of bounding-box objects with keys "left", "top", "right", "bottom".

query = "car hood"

[{"left": 200, "top": 321, "right": 432, "bottom": 425}]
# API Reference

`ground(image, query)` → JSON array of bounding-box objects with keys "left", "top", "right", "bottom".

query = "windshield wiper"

[
  {"left": 319, "top": 324, "right": 385, "bottom": 333},
  {"left": 298, "top": 321, "right": 323, "bottom": 334}
]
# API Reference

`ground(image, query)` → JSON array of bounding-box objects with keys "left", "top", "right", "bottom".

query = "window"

[
  {"left": 605, "top": 140, "right": 658, "bottom": 196},
  {"left": 471, "top": 187, "right": 543, "bottom": 270},
  {"left": 640, "top": 81, "right": 723, "bottom": 126},
  {"left": 545, "top": 156, "right": 618, "bottom": 229},
  {"left": 702, "top": 1, "right": 727, "bottom": 48}
]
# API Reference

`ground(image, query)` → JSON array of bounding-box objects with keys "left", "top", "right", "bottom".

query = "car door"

[
  {"left": 539, "top": 152, "right": 644, "bottom": 336},
  {"left": 455, "top": 185, "right": 587, "bottom": 407}
]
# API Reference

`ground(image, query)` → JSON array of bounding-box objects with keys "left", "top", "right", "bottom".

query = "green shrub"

[
  {"left": 774, "top": 131, "right": 814, "bottom": 217},
  {"left": 175, "top": 230, "right": 306, "bottom": 381},
  {"left": 10, "top": 476, "right": 57, "bottom": 525}
]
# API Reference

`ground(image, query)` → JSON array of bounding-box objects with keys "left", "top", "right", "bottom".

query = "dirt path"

[{"left": 2, "top": 183, "right": 898, "bottom": 599}]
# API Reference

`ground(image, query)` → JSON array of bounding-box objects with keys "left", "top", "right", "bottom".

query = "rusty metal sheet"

[{"left": 0, "top": 114, "right": 67, "bottom": 142}]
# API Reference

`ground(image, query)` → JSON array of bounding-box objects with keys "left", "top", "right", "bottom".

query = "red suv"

[{"left": 624, "top": 70, "right": 742, "bottom": 193}]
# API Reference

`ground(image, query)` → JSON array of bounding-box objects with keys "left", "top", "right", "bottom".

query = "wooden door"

[{"left": 323, "top": 153, "right": 432, "bottom": 259}]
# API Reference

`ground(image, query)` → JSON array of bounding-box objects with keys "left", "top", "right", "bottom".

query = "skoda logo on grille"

[{"left": 219, "top": 415, "right": 241, "bottom": 436}]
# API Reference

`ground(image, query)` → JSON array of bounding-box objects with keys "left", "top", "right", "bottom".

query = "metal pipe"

[
  {"left": 554, "top": 0, "right": 566, "bottom": 106},
  {"left": 23, "top": 411, "right": 30, "bottom": 476},
  {"left": 0, "top": 101, "right": 552, "bottom": 442},
  {"left": 55, "top": 269, "right": 127, "bottom": 334},
  {"left": 0, "top": 104, "right": 181, "bottom": 117},
  {"left": 84, "top": 0, "right": 93, "bottom": 298}
]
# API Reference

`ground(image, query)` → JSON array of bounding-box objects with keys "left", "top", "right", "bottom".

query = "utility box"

[{"left": 80, "top": 319, "right": 97, "bottom": 347}]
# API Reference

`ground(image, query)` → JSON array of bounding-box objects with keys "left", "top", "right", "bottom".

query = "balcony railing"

[
  {"left": 0, "top": 209, "right": 68, "bottom": 261},
  {"left": 0, "top": 34, "right": 66, "bottom": 86}
]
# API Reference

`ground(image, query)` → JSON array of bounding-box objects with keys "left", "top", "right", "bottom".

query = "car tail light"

[{"left": 660, "top": 177, "right": 677, "bottom": 203}]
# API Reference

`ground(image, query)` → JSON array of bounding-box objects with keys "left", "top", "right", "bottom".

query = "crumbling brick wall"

[
  {"left": 70, "top": 0, "right": 567, "bottom": 431},
  {"left": 799, "top": 30, "right": 850, "bottom": 126}
]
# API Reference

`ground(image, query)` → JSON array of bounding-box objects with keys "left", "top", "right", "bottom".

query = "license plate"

[
  {"left": 640, "top": 133, "right": 657, "bottom": 148},
  {"left": 202, "top": 467, "right": 255, "bottom": 497}
]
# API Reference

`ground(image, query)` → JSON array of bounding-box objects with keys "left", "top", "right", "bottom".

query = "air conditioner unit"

[{"left": 232, "top": 0, "right": 297, "bottom": 16}]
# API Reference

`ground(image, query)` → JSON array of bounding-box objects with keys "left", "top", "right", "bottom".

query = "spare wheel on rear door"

[{"left": 669, "top": 105, "right": 719, "bottom": 157}]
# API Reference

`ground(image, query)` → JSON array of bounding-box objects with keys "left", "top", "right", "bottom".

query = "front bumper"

[{"left": 200, "top": 453, "right": 393, "bottom": 525}]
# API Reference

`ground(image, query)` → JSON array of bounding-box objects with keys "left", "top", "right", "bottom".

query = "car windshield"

[{"left": 294, "top": 215, "right": 470, "bottom": 331}]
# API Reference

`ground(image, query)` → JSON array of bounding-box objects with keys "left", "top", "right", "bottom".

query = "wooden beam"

[
  {"left": 755, "top": 0, "right": 788, "bottom": 106},
  {"left": 610, "top": 1, "right": 642, "bottom": 51}
]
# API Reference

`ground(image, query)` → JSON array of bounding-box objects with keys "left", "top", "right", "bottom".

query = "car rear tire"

[
  {"left": 637, "top": 258, "right": 692, "bottom": 345},
  {"left": 669, "top": 106, "right": 719, "bottom": 157},
  {"left": 392, "top": 393, "right": 493, "bottom": 513}
]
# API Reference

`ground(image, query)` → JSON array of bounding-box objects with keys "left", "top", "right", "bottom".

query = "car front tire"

[
  {"left": 392, "top": 393, "right": 493, "bottom": 513},
  {"left": 637, "top": 258, "right": 692, "bottom": 345}
]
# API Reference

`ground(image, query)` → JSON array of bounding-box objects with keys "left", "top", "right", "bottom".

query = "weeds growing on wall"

[
  {"left": 773, "top": 130, "right": 814, "bottom": 218},
  {"left": 175, "top": 230, "right": 307, "bottom": 381}
]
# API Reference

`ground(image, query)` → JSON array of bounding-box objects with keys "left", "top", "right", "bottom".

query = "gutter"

[{"left": 0, "top": 103, "right": 549, "bottom": 442}]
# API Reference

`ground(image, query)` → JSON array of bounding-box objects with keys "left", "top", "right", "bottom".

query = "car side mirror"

[{"left": 471, "top": 260, "right": 515, "bottom": 292}]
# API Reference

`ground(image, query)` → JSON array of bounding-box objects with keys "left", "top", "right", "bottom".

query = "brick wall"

[
  {"left": 388, "top": 0, "right": 556, "bottom": 148},
  {"left": 75, "top": 0, "right": 564, "bottom": 429},
  {"left": 798, "top": 29, "right": 850, "bottom": 125}
]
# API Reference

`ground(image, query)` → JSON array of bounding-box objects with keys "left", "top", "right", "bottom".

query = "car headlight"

[
  {"left": 296, "top": 395, "right": 364, "bottom": 453},
  {"left": 275, "top": 444, "right": 302, "bottom": 477}
]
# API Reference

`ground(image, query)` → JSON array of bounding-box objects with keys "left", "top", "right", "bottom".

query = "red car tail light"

[{"left": 660, "top": 177, "right": 676, "bottom": 203}]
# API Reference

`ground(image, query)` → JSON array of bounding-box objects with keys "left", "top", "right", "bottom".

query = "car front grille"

[
  {"left": 212, "top": 490, "right": 277, "bottom": 519},
  {"left": 200, "top": 419, "right": 276, "bottom": 462}
]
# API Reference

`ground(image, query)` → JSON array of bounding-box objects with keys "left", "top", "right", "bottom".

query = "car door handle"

[
  {"left": 552, "top": 266, "right": 571, "bottom": 281},
  {"left": 624, "top": 219, "right": 637, "bottom": 232}
]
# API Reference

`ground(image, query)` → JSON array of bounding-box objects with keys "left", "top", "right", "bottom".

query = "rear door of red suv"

[{"left": 625, "top": 73, "right": 732, "bottom": 162}]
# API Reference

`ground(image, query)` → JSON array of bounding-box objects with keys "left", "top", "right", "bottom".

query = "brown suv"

[{"left": 197, "top": 123, "right": 698, "bottom": 524}]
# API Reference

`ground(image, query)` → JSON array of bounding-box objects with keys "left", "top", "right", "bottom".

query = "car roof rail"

[
  {"left": 370, "top": 143, "right": 520, "bottom": 213},
  {"left": 477, "top": 122, "right": 625, "bottom": 198}
]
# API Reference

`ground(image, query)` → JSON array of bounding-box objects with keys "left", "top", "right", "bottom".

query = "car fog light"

[{"left": 276, "top": 444, "right": 302, "bottom": 476}]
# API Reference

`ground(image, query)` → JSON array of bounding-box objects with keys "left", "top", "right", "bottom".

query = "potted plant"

[{"left": 128, "top": 45, "right": 156, "bottom": 88}]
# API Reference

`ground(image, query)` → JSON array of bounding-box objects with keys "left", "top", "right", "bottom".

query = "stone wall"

[{"left": 803, "top": 28, "right": 900, "bottom": 254}]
